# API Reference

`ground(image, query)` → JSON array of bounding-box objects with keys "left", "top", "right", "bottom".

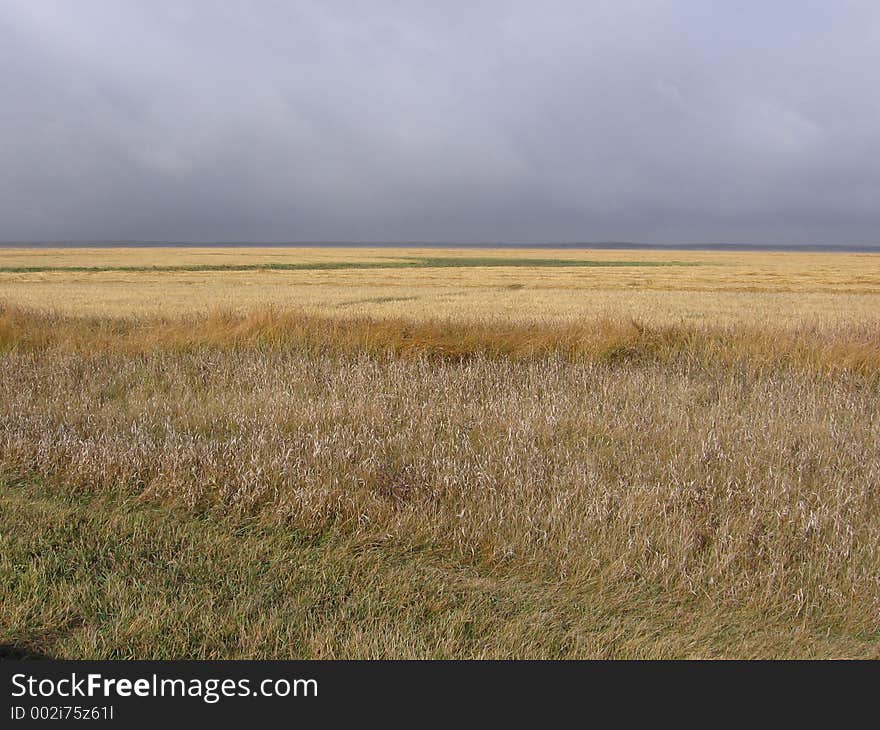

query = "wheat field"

[
  {"left": 1, "top": 247, "right": 879, "bottom": 659},
  {"left": 2, "top": 246, "right": 879, "bottom": 327}
]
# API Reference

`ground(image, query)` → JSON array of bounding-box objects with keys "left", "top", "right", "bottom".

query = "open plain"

[
  {"left": 1, "top": 247, "right": 878, "bottom": 658},
  {"left": 2, "top": 246, "right": 880, "bottom": 326}
]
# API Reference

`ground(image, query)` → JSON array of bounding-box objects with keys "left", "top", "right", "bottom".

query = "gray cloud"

[{"left": 1, "top": 0, "right": 879, "bottom": 244}]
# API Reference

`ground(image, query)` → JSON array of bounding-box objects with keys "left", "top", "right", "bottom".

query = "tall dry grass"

[
  {"left": 1, "top": 303, "right": 878, "bottom": 651},
  {"left": 2, "top": 303, "right": 880, "bottom": 376}
]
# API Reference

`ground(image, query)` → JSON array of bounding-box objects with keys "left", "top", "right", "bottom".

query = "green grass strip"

[{"left": 0, "top": 256, "right": 700, "bottom": 274}]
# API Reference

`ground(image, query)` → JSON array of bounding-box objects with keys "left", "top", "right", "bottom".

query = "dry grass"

[
  {"left": 1, "top": 304, "right": 879, "bottom": 658},
  {"left": 3, "top": 304, "right": 880, "bottom": 377},
  {"left": 2, "top": 247, "right": 880, "bottom": 327}
]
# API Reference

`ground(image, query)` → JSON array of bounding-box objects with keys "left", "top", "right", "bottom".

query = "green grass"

[
  {"left": 0, "top": 257, "right": 699, "bottom": 274},
  {"left": 1, "top": 477, "right": 874, "bottom": 659}
]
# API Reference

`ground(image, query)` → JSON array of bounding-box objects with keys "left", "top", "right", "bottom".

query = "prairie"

[
  {"left": 1, "top": 247, "right": 879, "bottom": 326},
  {"left": 1, "top": 247, "right": 879, "bottom": 659}
]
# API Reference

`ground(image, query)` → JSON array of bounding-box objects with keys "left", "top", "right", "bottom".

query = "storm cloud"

[{"left": 1, "top": 1, "right": 879, "bottom": 244}]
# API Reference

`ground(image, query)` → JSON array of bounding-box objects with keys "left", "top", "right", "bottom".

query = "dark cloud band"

[{"left": 1, "top": 1, "right": 878, "bottom": 244}]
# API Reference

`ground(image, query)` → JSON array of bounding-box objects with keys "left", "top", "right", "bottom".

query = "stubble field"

[{"left": 1, "top": 247, "right": 878, "bottom": 658}]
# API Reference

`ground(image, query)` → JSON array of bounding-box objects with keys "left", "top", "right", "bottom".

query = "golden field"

[
  {"left": 1, "top": 246, "right": 879, "bottom": 326},
  {"left": 1, "top": 247, "right": 879, "bottom": 659}
]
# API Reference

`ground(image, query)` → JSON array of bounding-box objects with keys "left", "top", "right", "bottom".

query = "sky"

[{"left": 1, "top": 1, "right": 879, "bottom": 245}]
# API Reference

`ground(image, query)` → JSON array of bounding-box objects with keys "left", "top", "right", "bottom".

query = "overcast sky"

[{"left": 1, "top": 1, "right": 879, "bottom": 244}]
